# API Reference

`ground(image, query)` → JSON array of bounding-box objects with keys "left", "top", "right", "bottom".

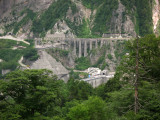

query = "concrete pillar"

[
  {"left": 90, "top": 40, "right": 92, "bottom": 51},
  {"left": 103, "top": 41, "right": 106, "bottom": 46},
  {"left": 106, "top": 41, "right": 109, "bottom": 47},
  {"left": 100, "top": 39, "right": 103, "bottom": 47},
  {"left": 79, "top": 40, "right": 82, "bottom": 58},
  {"left": 95, "top": 39, "right": 98, "bottom": 49},
  {"left": 73, "top": 40, "right": 77, "bottom": 57},
  {"left": 84, "top": 40, "right": 88, "bottom": 57}
]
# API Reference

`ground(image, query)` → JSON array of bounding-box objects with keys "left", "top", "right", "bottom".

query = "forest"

[{"left": 0, "top": 34, "right": 160, "bottom": 120}]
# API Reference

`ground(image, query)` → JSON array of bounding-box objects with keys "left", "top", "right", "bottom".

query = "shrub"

[
  {"left": 75, "top": 57, "right": 91, "bottom": 70},
  {"left": 107, "top": 54, "right": 113, "bottom": 60}
]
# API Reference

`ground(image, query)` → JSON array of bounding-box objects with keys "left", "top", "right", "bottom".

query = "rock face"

[
  {"left": 110, "top": 1, "right": 136, "bottom": 37},
  {"left": 0, "top": 0, "right": 54, "bottom": 37},
  {"left": 0, "top": 0, "right": 53, "bottom": 17},
  {"left": 0, "top": 0, "right": 137, "bottom": 38},
  {"left": 45, "top": 20, "right": 75, "bottom": 38},
  {"left": 0, "top": 0, "right": 14, "bottom": 17},
  {"left": 30, "top": 50, "right": 69, "bottom": 81},
  {"left": 153, "top": 0, "right": 160, "bottom": 34},
  {"left": 0, "top": 0, "right": 158, "bottom": 37}
]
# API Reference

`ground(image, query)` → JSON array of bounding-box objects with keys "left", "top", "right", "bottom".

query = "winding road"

[
  {"left": 0, "top": 35, "right": 30, "bottom": 68},
  {"left": 0, "top": 35, "right": 30, "bottom": 45},
  {"left": 18, "top": 56, "right": 30, "bottom": 69}
]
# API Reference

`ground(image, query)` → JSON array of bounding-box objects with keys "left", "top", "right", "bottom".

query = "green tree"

[
  {"left": 67, "top": 79, "right": 93, "bottom": 100},
  {"left": 107, "top": 34, "right": 160, "bottom": 119},
  {"left": 67, "top": 96, "right": 112, "bottom": 120},
  {"left": 0, "top": 69, "right": 67, "bottom": 119},
  {"left": 67, "top": 104, "right": 90, "bottom": 120}
]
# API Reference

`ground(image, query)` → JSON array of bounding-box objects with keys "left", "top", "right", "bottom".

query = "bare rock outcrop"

[
  {"left": 0, "top": 0, "right": 53, "bottom": 18},
  {"left": 30, "top": 50, "right": 69, "bottom": 81},
  {"left": 153, "top": 0, "right": 160, "bottom": 34},
  {"left": 45, "top": 20, "right": 75, "bottom": 38},
  {"left": 110, "top": 1, "right": 136, "bottom": 37}
]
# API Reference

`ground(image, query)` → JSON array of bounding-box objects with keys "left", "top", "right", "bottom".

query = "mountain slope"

[{"left": 0, "top": 0, "right": 159, "bottom": 38}]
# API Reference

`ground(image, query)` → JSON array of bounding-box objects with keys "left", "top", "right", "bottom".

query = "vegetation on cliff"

[
  {"left": 32, "top": 0, "right": 76, "bottom": 37},
  {"left": 4, "top": 0, "right": 155, "bottom": 37},
  {"left": 120, "top": 0, "right": 153, "bottom": 36},
  {"left": 92, "top": 0, "right": 119, "bottom": 35}
]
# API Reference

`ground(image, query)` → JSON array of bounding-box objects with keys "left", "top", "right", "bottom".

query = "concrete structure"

[
  {"left": 102, "top": 33, "right": 132, "bottom": 38},
  {"left": 81, "top": 74, "right": 114, "bottom": 88},
  {"left": 88, "top": 67, "right": 103, "bottom": 77},
  {"left": 80, "top": 67, "right": 114, "bottom": 87},
  {"left": 35, "top": 37, "right": 129, "bottom": 58}
]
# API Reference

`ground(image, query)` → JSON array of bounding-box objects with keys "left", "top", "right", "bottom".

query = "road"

[
  {"left": 18, "top": 56, "right": 30, "bottom": 69},
  {"left": 0, "top": 35, "right": 30, "bottom": 45}
]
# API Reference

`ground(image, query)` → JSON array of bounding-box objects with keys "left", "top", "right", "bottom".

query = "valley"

[{"left": 0, "top": 0, "right": 160, "bottom": 119}]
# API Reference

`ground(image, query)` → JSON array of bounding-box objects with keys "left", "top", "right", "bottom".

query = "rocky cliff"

[
  {"left": 0, "top": 0, "right": 159, "bottom": 38},
  {"left": 30, "top": 50, "right": 69, "bottom": 81}
]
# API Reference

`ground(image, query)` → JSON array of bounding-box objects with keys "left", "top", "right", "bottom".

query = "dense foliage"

[
  {"left": 0, "top": 39, "right": 27, "bottom": 73},
  {"left": 120, "top": 0, "right": 153, "bottom": 36},
  {"left": 78, "top": 0, "right": 104, "bottom": 10},
  {"left": 0, "top": 70, "right": 93, "bottom": 119},
  {"left": 0, "top": 39, "right": 38, "bottom": 75},
  {"left": 111, "top": 34, "right": 160, "bottom": 119},
  {"left": 70, "top": 70, "right": 89, "bottom": 80},
  {"left": 65, "top": 18, "right": 92, "bottom": 38},
  {"left": 75, "top": 57, "right": 91, "bottom": 70},
  {"left": 92, "top": 0, "right": 118, "bottom": 35},
  {"left": 23, "top": 48, "right": 39, "bottom": 61}
]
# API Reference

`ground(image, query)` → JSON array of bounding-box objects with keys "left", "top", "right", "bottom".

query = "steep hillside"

[{"left": 0, "top": 0, "right": 159, "bottom": 38}]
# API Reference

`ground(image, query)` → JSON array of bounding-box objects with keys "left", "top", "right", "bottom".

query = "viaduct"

[{"left": 35, "top": 37, "right": 130, "bottom": 57}]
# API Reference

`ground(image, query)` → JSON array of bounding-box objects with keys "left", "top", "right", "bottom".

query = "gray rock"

[{"left": 31, "top": 50, "right": 69, "bottom": 81}]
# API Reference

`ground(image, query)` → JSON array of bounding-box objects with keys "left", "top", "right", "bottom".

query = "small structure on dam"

[{"left": 81, "top": 67, "right": 115, "bottom": 88}]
